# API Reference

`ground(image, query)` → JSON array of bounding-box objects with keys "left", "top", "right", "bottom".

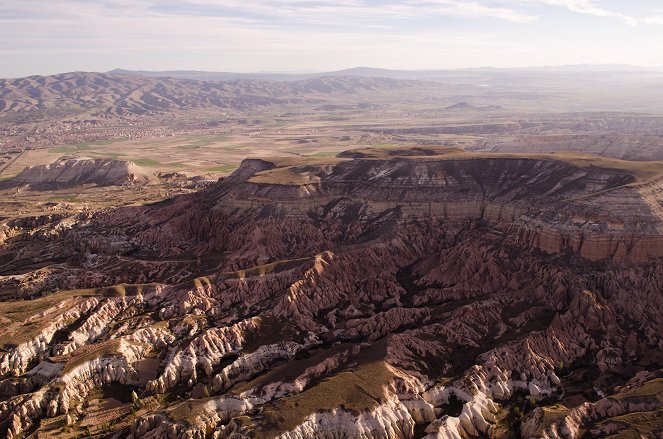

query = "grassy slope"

[{"left": 0, "top": 288, "right": 96, "bottom": 348}]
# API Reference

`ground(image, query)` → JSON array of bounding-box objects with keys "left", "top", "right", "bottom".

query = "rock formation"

[
  {"left": 1, "top": 157, "right": 156, "bottom": 189},
  {"left": 0, "top": 147, "right": 662, "bottom": 438}
]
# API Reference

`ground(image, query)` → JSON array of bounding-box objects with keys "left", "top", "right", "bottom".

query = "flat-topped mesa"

[
  {"left": 1, "top": 158, "right": 156, "bottom": 190},
  {"left": 224, "top": 155, "right": 634, "bottom": 208},
  {"left": 210, "top": 150, "right": 663, "bottom": 262}
]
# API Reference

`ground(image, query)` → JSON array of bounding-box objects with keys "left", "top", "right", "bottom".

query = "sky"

[{"left": 2, "top": 0, "right": 663, "bottom": 78}]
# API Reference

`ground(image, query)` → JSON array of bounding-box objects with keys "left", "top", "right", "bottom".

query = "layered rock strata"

[
  {"left": 0, "top": 148, "right": 662, "bottom": 438},
  {"left": 1, "top": 157, "right": 156, "bottom": 189}
]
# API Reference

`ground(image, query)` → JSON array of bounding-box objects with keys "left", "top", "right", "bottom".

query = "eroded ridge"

[{"left": 1, "top": 149, "right": 662, "bottom": 438}]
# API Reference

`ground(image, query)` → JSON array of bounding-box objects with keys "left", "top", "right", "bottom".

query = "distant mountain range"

[
  {"left": 110, "top": 65, "right": 663, "bottom": 85},
  {"left": 3, "top": 66, "right": 663, "bottom": 122},
  {"left": 0, "top": 71, "right": 440, "bottom": 120}
]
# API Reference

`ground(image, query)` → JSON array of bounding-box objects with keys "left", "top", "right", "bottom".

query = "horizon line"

[{"left": 5, "top": 63, "right": 663, "bottom": 80}]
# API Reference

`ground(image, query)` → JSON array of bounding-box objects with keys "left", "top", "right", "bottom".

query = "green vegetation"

[
  {"left": 0, "top": 289, "right": 95, "bottom": 323},
  {"left": 206, "top": 163, "right": 239, "bottom": 173},
  {"left": 132, "top": 158, "right": 162, "bottom": 166},
  {"left": 138, "top": 160, "right": 187, "bottom": 169},
  {"left": 48, "top": 195, "right": 78, "bottom": 202},
  {"left": 177, "top": 135, "right": 230, "bottom": 150},
  {"left": 90, "top": 139, "right": 125, "bottom": 146},
  {"left": 612, "top": 378, "right": 663, "bottom": 401},
  {"left": 539, "top": 404, "right": 569, "bottom": 431},
  {"left": 49, "top": 143, "right": 91, "bottom": 154},
  {"left": 258, "top": 361, "right": 394, "bottom": 436},
  {"left": 304, "top": 151, "right": 340, "bottom": 158},
  {"left": 0, "top": 288, "right": 96, "bottom": 347},
  {"left": 49, "top": 139, "right": 124, "bottom": 155},
  {"left": 0, "top": 176, "right": 13, "bottom": 183},
  {"left": 601, "top": 408, "right": 663, "bottom": 439},
  {"left": 88, "top": 151, "right": 126, "bottom": 159},
  {"left": 218, "top": 144, "right": 248, "bottom": 151}
]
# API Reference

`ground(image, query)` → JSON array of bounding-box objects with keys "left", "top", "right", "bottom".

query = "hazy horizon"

[
  {"left": 3, "top": 0, "right": 663, "bottom": 78},
  {"left": 5, "top": 63, "right": 663, "bottom": 82},
  {"left": 111, "top": 63, "right": 663, "bottom": 74}
]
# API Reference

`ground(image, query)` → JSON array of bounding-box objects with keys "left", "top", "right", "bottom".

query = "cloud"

[
  {"left": 520, "top": 0, "right": 638, "bottom": 25},
  {"left": 414, "top": 1, "right": 538, "bottom": 23},
  {"left": 172, "top": 0, "right": 539, "bottom": 23},
  {"left": 1, "top": 0, "right": 661, "bottom": 77},
  {"left": 644, "top": 16, "right": 663, "bottom": 25},
  {"left": 0, "top": 0, "right": 641, "bottom": 27}
]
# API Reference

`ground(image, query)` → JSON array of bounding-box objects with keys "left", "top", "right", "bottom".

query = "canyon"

[{"left": 0, "top": 146, "right": 662, "bottom": 438}]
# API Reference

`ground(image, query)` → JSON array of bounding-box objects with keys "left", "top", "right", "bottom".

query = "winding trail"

[{"left": 0, "top": 148, "right": 25, "bottom": 177}]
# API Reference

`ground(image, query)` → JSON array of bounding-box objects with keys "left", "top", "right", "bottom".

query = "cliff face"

[
  {"left": 2, "top": 158, "right": 155, "bottom": 189},
  {"left": 130, "top": 154, "right": 661, "bottom": 263},
  {"left": 1, "top": 149, "right": 662, "bottom": 438}
]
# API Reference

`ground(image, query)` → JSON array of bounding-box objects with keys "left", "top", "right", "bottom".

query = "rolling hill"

[{"left": 0, "top": 72, "right": 440, "bottom": 120}]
